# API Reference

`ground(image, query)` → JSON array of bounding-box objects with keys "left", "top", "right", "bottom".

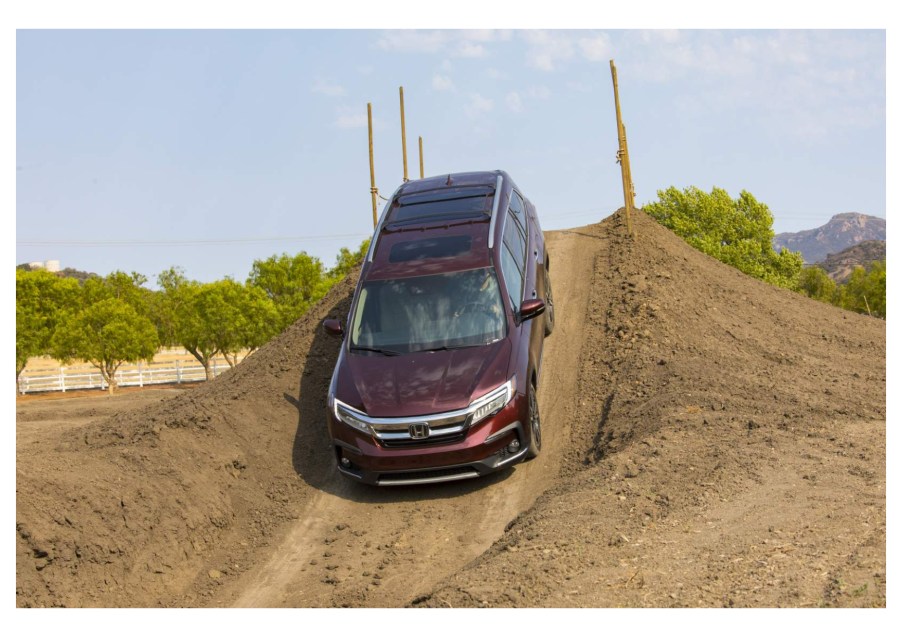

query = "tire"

[
  {"left": 543, "top": 267, "right": 555, "bottom": 337},
  {"left": 525, "top": 382, "right": 542, "bottom": 459}
]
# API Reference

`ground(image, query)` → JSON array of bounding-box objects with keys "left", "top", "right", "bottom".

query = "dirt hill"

[
  {"left": 817, "top": 240, "right": 886, "bottom": 284},
  {"left": 773, "top": 213, "right": 886, "bottom": 264},
  {"left": 16, "top": 209, "right": 885, "bottom": 608}
]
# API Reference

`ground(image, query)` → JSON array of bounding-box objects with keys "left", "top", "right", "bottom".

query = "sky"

[{"left": 15, "top": 25, "right": 887, "bottom": 287}]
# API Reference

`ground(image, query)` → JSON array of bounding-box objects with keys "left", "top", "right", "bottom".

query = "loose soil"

[{"left": 16, "top": 210, "right": 885, "bottom": 608}]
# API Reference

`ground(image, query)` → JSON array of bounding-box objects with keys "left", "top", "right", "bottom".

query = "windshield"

[{"left": 350, "top": 268, "right": 507, "bottom": 353}]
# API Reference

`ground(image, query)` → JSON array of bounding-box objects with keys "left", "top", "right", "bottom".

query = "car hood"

[{"left": 343, "top": 340, "right": 511, "bottom": 418}]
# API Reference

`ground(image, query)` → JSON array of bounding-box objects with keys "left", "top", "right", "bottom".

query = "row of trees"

[
  {"left": 643, "top": 186, "right": 886, "bottom": 318},
  {"left": 797, "top": 260, "right": 886, "bottom": 318},
  {"left": 16, "top": 241, "right": 369, "bottom": 393}
]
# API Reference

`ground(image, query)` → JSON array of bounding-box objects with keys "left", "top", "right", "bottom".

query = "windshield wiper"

[
  {"left": 350, "top": 345, "right": 402, "bottom": 356},
  {"left": 414, "top": 344, "right": 475, "bottom": 353}
]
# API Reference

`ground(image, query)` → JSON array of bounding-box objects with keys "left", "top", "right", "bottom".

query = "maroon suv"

[{"left": 323, "top": 170, "right": 554, "bottom": 486}]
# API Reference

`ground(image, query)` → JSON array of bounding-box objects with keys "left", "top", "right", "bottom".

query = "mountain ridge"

[{"left": 773, "top": 212, "right": 885, "bottom": 264}]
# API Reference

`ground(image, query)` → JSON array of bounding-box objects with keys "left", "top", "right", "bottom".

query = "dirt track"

[{"left": 16, "top": 210, "right": 885, "bottom": 608}]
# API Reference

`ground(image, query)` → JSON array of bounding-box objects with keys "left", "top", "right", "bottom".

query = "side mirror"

[
  {"left": 323, "top": 318, "right": 344, "bottom": 337},
  {"left": 519, "top": 299, "right": 545, "bottom": 322}
]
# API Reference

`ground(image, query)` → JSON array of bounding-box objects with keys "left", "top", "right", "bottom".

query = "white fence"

[{"left": 17, "top": 358, "right": 231, "bottom": 395}]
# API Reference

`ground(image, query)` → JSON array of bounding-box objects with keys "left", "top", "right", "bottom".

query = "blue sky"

[{"left": 16, "top": 28, "right": 886, "bottom": 284}]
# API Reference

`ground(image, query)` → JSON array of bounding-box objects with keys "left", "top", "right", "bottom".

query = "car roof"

[{"left": 365, "top": 171, "right": 509, "bottom": 281}]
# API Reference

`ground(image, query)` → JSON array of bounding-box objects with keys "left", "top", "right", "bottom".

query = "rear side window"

[
  {"left": 502, "top": 213, "right": 526, "bottom": 273},
  {"left": 509, "top": 191, "right": 527, "bottom": 230},
  {"left": 499, "top": 192, "right": 529, "bottom": 311}
]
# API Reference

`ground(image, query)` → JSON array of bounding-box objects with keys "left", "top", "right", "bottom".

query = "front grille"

[{"left": 372, "top": 418, "right": 469, "bottom": 447}]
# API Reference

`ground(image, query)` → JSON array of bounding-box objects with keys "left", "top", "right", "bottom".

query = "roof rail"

[{"left": 487, "top": 173, "right": 504, "bottom": 250}]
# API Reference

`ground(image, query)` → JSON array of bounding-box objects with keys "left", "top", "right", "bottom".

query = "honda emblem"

[{"left": 409, "top": 423, "right": 430, "bottom": 439}]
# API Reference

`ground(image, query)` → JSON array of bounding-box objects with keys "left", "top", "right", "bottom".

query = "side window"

[
  {"left": 502, "top": 215, "right": 526, "bottom": 273},
  {"left": 500, "top": 244, "right": 524, "bottom": 310},
  {"left": 509, "top": 191, "right": 527, "bottom": 234}
]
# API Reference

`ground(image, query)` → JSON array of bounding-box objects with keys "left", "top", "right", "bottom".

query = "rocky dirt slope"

[
  {"left": 414, "top": 210, "right": 885, "bottom": 607},
  {"left": 16, "top": 209, "right": 885, "bottom": 608}
]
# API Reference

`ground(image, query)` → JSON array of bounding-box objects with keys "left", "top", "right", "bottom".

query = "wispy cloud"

[
  {"left": 312, "top": 79, "right": 346, "bottom": 97},
  {"left": 505, "top": 92, "right": 523, "bottom": 113},
  {"left": 455, "top": 41, "right": 487, "bottom": 58},
  {"left": 432, "top": 74, "right": 454, "bottom": 91},
  {"left": 465, "top": 93, "right": 494, "bottom": 118},
  {"left": 376, "top": 29, "right": 508, "bottom": 58},
  {"left": 376, "top": 30, "right": 446, "bottom": 54},
  {"left": 521, "top": 30, "right": 575, "bottom": 71},
  {"left": 620, "top": 30, "right": 885, "bottom": 141},
  {"left": 578, "top": 34, "right": 612, "bottom": 62},
  {"left": 334, "top": 112, "right": 368, "bottom": 129},
  {"left": 528, "top": 85, "right": 551, "bottom": 99}
]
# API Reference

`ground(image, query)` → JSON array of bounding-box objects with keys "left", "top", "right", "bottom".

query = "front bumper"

[{"left": 332, "top": 419, "right": 529, "bottom": 486}]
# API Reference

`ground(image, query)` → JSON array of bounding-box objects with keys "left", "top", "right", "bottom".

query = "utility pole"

[
  {"left": 418, "top": 136, "right": 424, "bottom": 179},
  {"left": 367, "top": 102, "right": 378, "bottom": 228},
  {"left": 399, "top": 86, "right": 409, "bottom": 182},
  {"left": 610, "top": 59, "right": 635, "bottom": 237}
]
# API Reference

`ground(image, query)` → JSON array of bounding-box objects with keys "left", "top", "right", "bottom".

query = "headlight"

[
  {"left": 469, "top": 379, "right": 515, "bottom": 426},
  {"left": 332, "top": 397, "right": 372, "bottom": 435}
]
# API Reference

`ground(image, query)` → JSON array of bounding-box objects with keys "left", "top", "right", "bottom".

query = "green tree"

[
  {"left": 247, "top": 251, "right": 327, "bottom": 332},
  {"left": 644, "top": 186, "right": 803, "bottom": 289},
  {"left": 154, "top": 271, "right": 279, "bottom": 380},
  {"left": 840, "top": 260, "right": 886, "bottom": 318},
  {"left": 166, "top": 280, "right": 220, "bottom": 381},
  {"left": 83, "top": 270, "right": 151, "bottom": 314},
  {"left": 326, "top": 239, "right": 371, "bottom": 282},
  {"left": 798, "top": 266, "right": 838, "bottom": 303},
  {"left": 150, "top": 266, "right": 190, "bottom": 347},
  {"left": 232, "top": 283, "right": 280, "bottom": 361},
  {"left": 192, "top": 279, "right": 279, "bottom": 368},
  {"left": 15, "top": 270, "right": 81, "bottom": 389},
  {"left": 50, "top": 298, "right": 159, "bottom": 395}
]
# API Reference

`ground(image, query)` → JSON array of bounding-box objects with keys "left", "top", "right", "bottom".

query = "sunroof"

[
  {"left": 388, "top": 236, "right": 473, "bottom": 262},
  {"left": 390, "top": 186, "right": 494, "bottom": 224}
]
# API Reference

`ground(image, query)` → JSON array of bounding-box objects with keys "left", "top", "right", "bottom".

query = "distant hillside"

[
  {"left": 773, "top": 213, "right": 886, "bottom": 264},
  {"left": 16, "top": 263, "right": 98, "bottom": 282},
  {"left": 817, "top": 240, "right": 886, "bottom": 284}
]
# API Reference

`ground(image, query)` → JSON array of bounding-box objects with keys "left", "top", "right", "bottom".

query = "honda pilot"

[{"left": 323, "top": 170, "right": 554, "bottom": 486}]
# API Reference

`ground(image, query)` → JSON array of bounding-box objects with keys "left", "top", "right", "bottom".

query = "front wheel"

[{"left": 526, "top": 383, "right": 542, "bottom": 459}]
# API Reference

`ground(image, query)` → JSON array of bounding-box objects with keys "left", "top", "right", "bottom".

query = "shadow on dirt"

[{"left": 289, "top": 290, "right": 518, "bottom": 503}]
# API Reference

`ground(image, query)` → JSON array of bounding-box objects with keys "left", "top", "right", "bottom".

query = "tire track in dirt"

[{"left": 217, "top": 228, "right": 600, "bottom": 607}]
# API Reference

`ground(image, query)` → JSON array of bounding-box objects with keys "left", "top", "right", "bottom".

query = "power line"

[{"left": 16, "top": 233, "right": 371, "bottom": 248}]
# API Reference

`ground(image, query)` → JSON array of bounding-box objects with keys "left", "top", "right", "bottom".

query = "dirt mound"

[
  {"left": 17, "top": 209, "right": 885, "bottom": 608},
  {"left": 16, "top": 271, "right": 359, "bottom": 607},
  {"left": 412, "top": 210, "right": 885, "bottom": 607}
]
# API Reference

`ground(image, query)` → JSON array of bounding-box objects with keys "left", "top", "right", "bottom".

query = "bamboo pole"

[
  {"left": 418, "top": 136, "right": 424, "bottom": 179},
  {"left": 367, "top": 102, "right": 378, "bottom": 228},
  {"left": 610, "top": 60, "right": 634, "bottom": 237},
  {"left": 399, "top": 86, "right": 409, "bottom": 182}
]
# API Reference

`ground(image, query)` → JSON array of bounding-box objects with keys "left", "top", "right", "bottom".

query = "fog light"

[
  {"left": 340, "top": 457, "right": 351, "bottom": 468},
  {"left": 507, "top": 440, "right": 520, "bottom": 453}
]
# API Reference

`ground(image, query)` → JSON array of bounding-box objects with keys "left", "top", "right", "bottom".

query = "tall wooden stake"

[
  {"left": 418, "top": 136, "right": 424, "bottom": 179},
  {"left": 367, "top": 102, "right": 378, "bottom": 228},
  {"left": 399, "top": 86, "right": 409, "bottom": 182},
  {"left": 610, "top": 59, "right": 635, "bottom": 237}
]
